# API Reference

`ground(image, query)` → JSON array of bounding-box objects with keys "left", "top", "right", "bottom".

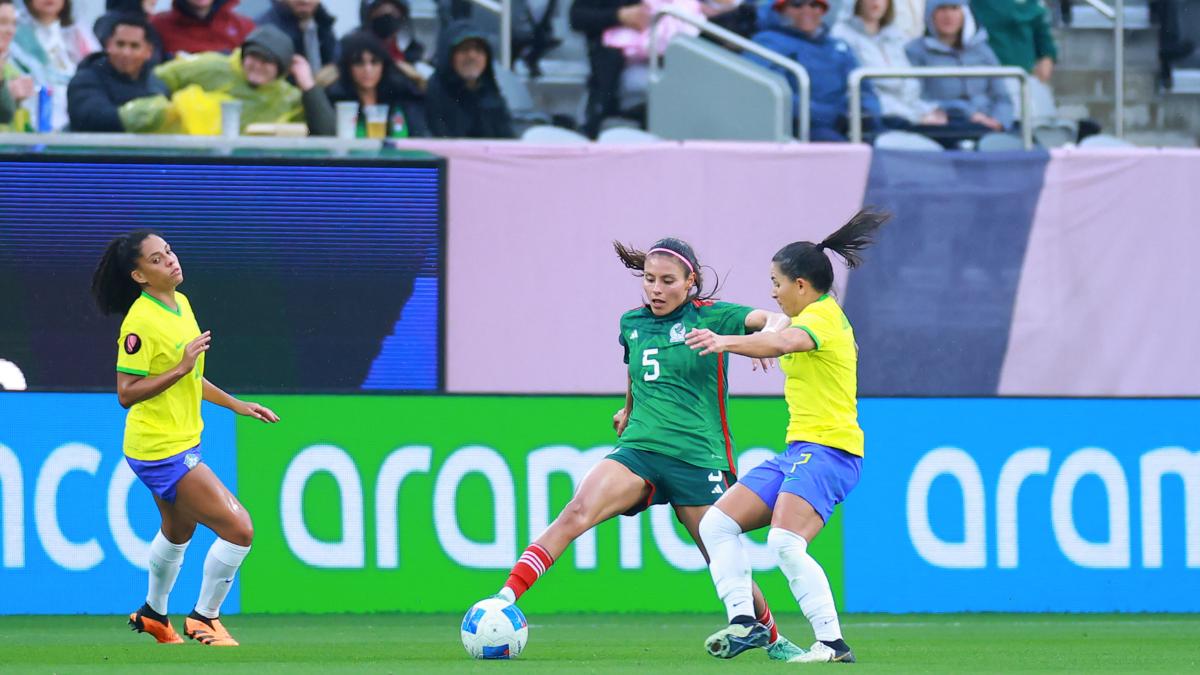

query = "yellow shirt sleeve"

[
  {"left": 116, "top": 318, "right": 154, "bottom": 376},
  {"left": 792, "top": 298, "right": 839, "bottom": 350}
]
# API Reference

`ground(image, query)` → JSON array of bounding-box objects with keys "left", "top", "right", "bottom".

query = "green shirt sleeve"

[
  {"left": 708, "top": 301, "right": 754, "bottom": 336},
  {"left": 1032, "top": 7, "right": 1058, "bottom": 62}
]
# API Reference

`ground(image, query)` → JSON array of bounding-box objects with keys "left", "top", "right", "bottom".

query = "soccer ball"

[{"left": 460, "top": 597, "right": 529, "bottom": 659}]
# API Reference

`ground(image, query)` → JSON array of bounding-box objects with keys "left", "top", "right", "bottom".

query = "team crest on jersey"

[
  {"left": 124, "top": 333, "right": 141, "bottom": 355},
  {"left": 184, "top": 453, "right": 200, "bottom": 470},
  {"left": 669, "top": 323, "right": 686, "bottom": 343}
]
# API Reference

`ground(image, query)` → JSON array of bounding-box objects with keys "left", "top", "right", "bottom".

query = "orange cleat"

[
  {"left": 185, "top": 612, "right": 240, "bottom": 646},
  {"left": 128, "top": 604, "right": 184, "bottom": 644}
]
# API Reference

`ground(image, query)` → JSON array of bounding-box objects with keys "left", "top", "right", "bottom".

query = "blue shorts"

[
  {"left": 126, "top": 446, "right": 202, "bottom": 503},
  {"left": 738, "top": 441, "right": 861, "bottom": 523}
]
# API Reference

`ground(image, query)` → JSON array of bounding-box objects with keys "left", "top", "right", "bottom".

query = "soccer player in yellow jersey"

[
  {"left": 91, "top": 230, "right": 279, "bottom": 647},
  {"left": 686, "top": 210, "right": 889, "bottom": 664}
]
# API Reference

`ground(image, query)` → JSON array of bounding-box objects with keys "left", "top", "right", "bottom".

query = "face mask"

[{"left": 370, "top": 14, "right": 402, "bottom": 39}]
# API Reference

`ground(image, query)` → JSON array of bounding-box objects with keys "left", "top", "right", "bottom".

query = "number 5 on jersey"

[{"left": 642, "top": 349, "right": 660, "bottom": 381}]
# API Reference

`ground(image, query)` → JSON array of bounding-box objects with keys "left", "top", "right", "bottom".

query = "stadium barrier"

[{"left": 2, "top": 394, "right": 1196, "bottom": 614}]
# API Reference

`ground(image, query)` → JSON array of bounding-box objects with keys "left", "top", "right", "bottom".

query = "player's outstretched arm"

[
  {"left": 685, "top": 326, "right": 815, "bottom": 359},
  {"left": 202, "top": 378, "right": 281, "bottom": 423},
  {"left": 744, "top": 309, "right": 790, "bottom": 334},
  {"left": 742, "top": 310, "right": 790, "bottom": 371}
]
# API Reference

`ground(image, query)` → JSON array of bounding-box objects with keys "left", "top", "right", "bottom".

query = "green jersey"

[{"left": 618, "top": 299, "right": 753, "bottom": 471}]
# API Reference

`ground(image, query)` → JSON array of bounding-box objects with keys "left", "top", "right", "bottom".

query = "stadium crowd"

[{"left": 0, "top": 0, "right": 1062, "bottom": 141}]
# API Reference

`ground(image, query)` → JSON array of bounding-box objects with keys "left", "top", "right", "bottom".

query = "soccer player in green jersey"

[
  {"left": 687, "top": 211, "right": 888, "bottom": 663},
  {"left": 92, "top": 230, "right": 279, "bottom": 647},
  {"left": 488, "top": 237, "right": 806, "bottom": 661}
]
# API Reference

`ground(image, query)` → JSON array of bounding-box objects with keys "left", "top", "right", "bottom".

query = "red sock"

[
  {"left": 758, "top": 604, "right": 779, "bottom": 644},
  {"left": 504, "top": 544, "right": 554, "bottom": 600}
]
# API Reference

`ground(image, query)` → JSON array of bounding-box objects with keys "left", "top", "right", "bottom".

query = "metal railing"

[
  {"left": 648, "top": 6, "right": 811, "bottom": 141},
  {"left": 0, "top": 132, "right": 385, "bottom": 153},
  {"left": 465, "top": 0, "right": 512, "bottom": 70},
  {"left": 1077, "top": 0, "right": 1125, "bottom": 137},
  {"left": 848, "top": 66, "right": 1033, "bottom": 149}
]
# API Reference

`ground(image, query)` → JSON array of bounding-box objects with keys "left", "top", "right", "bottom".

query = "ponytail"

[
  {"left": 91, "top": 229, "right": 157, "bottom": 315},
  {"left": 817, "top": 209, "right": 890, "bottom": 269},
  {"left": 774, "top": 209, "right": 890, "bottom": 292}
]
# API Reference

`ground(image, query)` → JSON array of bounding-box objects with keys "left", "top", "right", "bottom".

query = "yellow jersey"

[
  {"left": 116, "top": 291, "right": 205, "bottom": 461},
  {"left": 780, "top": 294, "right": 864, "bottom": 457}
]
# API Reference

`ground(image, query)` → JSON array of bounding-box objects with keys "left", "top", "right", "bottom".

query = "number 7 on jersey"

[{"left": 642, "top": 349, "right": 660, "bottom": 381}]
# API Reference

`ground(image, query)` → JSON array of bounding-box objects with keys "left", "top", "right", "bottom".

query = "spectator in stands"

[
  {"left": 834, "top": 0, "right": 944, "bottom": 126},
  {"left": 830, "top": 0, "right": 925, "bottom": 39},
  {"left": 569, "top": 0, "right": 647, "bottom": 137},
  {"left": 361, "top": 0, "right": 426, "bottom": 67},
  {"left": 749, "top": 0, "right": 882, "bottom": 141},
  {"left": 970, "top": 0, "right": 1056, "bottom": 82},
  {"left": 325, "top": 30, "right": 427, "bottom": 136},
  {"left": 425, "top": 20, "right": 513, "bottom": 138},
  {"left": 122, "top": 25, "right": 335, "bottom": 134},
  {"left": 905, "top": 0, "right": 1012, "bottom": 134},
  {"left": 151, "top": 0, "right": 255, "bottom": 58},
  {"left": 255, "top": 0, "right": 336, "bottom": 72},
  {"left": 11, "top": 0, "right": 99, "bottom": 130},
  {"left": 0, "top": 0, "right": 35, "bottom": 130},
  {"left": 68, "top": 13, "right": 166, "bottom": 131},
  {"left": 94, "top": 0, "right": 155, "bottom": 44}
]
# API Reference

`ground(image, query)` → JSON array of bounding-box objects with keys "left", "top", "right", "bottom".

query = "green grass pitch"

[{"left": 3, "top": 613, "right": 1198, "bottom": 673}]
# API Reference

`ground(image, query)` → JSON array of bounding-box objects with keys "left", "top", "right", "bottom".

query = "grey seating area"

[{"left": 647, "top": 35, "right": 794, "bottom": 142}]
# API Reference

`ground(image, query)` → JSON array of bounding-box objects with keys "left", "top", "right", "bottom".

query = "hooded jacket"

[
  {"left": 119, "top": 46, "right": 334, "bottom": 134},
  {"left": 904, "top": 0, "right": 1013, "bottom": 126},
  {"left": 255, "top": 1, "right": 338, "bottom": 69},
  {"left": 324, "top": 30, "right": 429, "bottom": 137},
  {"left": 969, "top": 0, "right": 1056, "bottom": 72},
  {"left": 832, "top": 16, "right": 935, "bottom": 123},
  {"left": 67, "top": 51, "right": 169, "bottom": 131},
  {"left": 151, "top": 0, "right": 256, "bottom": 57},
  {"left": 424, "top": 21, "right": 513, "bottom": 138},
  {"left": 747, "top": 21, "right": 882, "bottom": 135}
]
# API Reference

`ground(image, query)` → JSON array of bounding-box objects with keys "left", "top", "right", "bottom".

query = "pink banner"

[
  {"left": 394, "top": 140, "right": 872, "bottom": 394},
  {"left": 1000, "top": 148, "right": 1200, "bottom": 395}
]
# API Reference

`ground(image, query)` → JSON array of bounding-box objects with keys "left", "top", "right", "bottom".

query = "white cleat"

[{"left": 792, "top": 641, "right": 856, "bottom": 663}]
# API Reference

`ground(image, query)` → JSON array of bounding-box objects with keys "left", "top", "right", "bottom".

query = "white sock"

[
  {"left": 767, "top": 527, "right": 842, "bottom": 642},
  {"left": 700, "top": 508, "right": 755, "bottom": 622},
  {"left": 146, "top": 530, "right": 189, "bottom": 615},
  {"left": 194, "top": 539, "right": 251, "bottom": 619}
]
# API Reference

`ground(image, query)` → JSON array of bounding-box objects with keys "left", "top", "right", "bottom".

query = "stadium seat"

[
  {"left": 977, "top": 132, "right": 1026, "bottom": 151},
  {"left": 1033, "top": 124, "right": 1075, "bottom": 148},
  {"left": 520, "top": 125, "right": 590, "bottom": 144},
  {"left": 1079, "top": 134, "right": 1135, "bottom": 148},
  {"left": 598, "top": 128, "right": 662, "bottom": 144},
  {"left": 873, "top": 130, "right": 943, "bottom": 151}
]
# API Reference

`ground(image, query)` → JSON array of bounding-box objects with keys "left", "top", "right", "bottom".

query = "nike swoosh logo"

[{"left": 175, "top": 342, "right": 184, "bottom": 350}]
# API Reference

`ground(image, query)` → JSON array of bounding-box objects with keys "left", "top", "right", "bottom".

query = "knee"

[
  {"left": 226, "top": 511, "right": 254, "bottom": 547},
  {"left": 557, "top": 499, "right": 596, "bottom": 536},
  {"left": 699, "top": 508, "right": 739, "bottom": 544},
  {"left": 767, "top": 527, "right": 807, "bottom": 557}
]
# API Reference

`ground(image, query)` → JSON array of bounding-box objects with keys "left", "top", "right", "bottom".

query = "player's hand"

[
  {"left": 751, "top": 357, "right": 776, "bottom": 372},
  {"left": 178, "top": 331, "right": 211, "bottom": 373},
  {"left": 613, "top": 407, "right": 630, "bottom": 436},
  {"left": 685, "top": 328, "right": 727, "bottom": 356},
  {"left": 236, "top": 401, "right": 280, "bottom": 423}
]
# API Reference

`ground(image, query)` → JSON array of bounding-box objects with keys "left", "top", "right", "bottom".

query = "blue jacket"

[
  {"left": 904, "top": 0, "right": 1013, "bottom": 126},
  {"left": 746, "top": 23, "right": 881, "bottom": 133}
]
